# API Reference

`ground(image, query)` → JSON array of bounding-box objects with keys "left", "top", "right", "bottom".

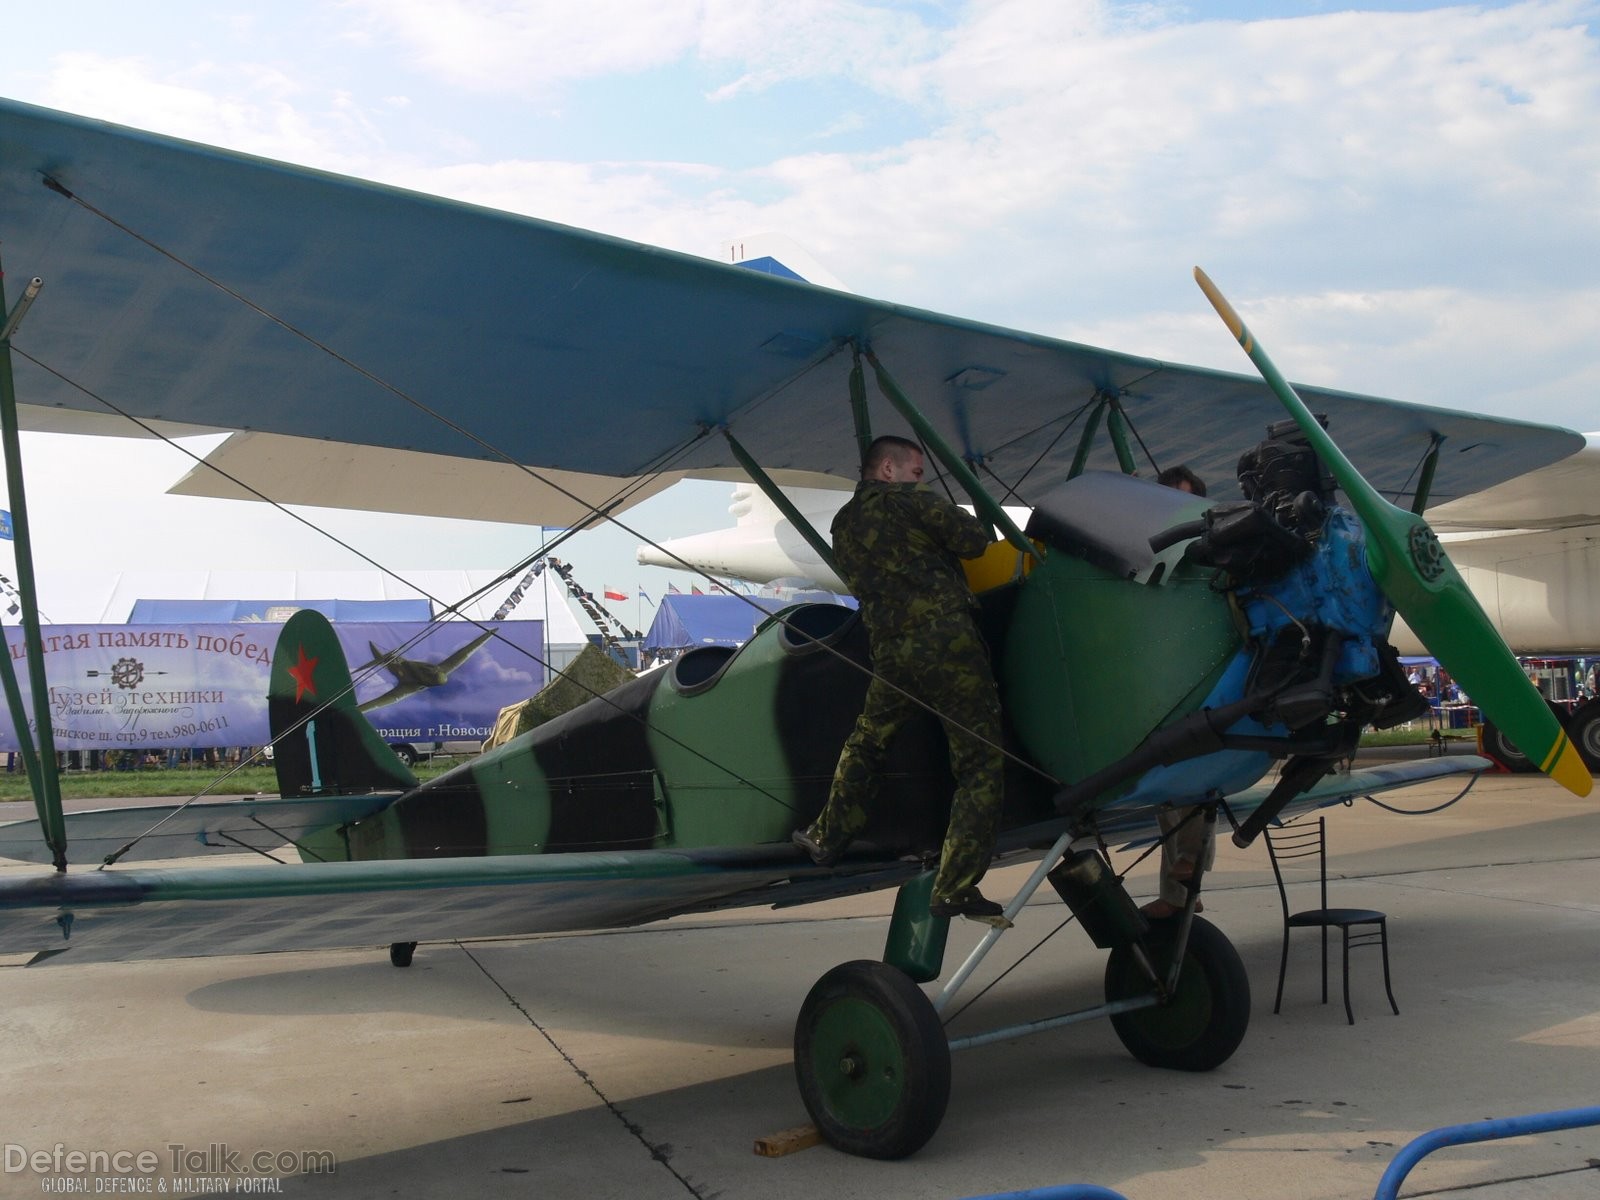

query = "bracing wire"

[{"left": 33, "top": 176, "right": 1069, "bottom": 872}]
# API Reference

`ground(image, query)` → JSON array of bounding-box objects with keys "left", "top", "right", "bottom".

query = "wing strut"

[
  {"left": 1106, "top": 398, "right": 1140, "bottom": 475},
  {"left": 0, "top": 260, "right": 67, "bottom": 869},
  {"left": 861, "top": 349, "right": 1036, "bottom": 559},
  {"left": 847, "top": 346, "right": 873, "bottom": 467},
  {"left": 1411, "top": 432, "right": 1444, "bottom": 516},
  {"left": 721, "top": 430, "right": 843, "bottom": 580}
]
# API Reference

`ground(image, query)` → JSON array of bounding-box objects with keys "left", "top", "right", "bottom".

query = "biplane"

[
  {"left": 352, "top": 627, "right": 498, "bottom": 712},
  {"left": 0, "top": 97, "right": 1591, "bottom": 1160}
]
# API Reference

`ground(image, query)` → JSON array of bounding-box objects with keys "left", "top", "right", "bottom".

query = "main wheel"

[
  {"left": 389, "top": 941, "right": 417, "bottom": 968},
  {"left": 1570, "top": 706, "right": 1600, "bottom": 771},
  {"left": 794, "top": 960, "right": 950, "bottom": 1159},
  {"left": 1105, "top": 916, "right": 1250, "bottom": 1072},
  {"left": 1480, "top": 719, "right": 1535, "bottom": 772}
]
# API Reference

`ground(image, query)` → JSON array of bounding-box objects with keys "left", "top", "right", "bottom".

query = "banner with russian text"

[{"left": 0, "top": 621, "right": 545, "bottom": 753}]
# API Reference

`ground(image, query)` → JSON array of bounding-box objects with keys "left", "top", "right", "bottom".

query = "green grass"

[
  {"left": 1359, "top": 725, "right": 1478, "bottom": 747},
  {"left": 0, "top": 760, "right": 460, "bottom": 803},
  {"left": 0, "top": 724, "right": 1475, "bottom": 805}
]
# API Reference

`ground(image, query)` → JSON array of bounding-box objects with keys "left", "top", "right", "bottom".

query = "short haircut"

[
  {"left": 862, "top": 435, "right": 922, "bottom": 479},
  {"left": 1157, "top": 464, "right": 1207, "bottom": 497}
]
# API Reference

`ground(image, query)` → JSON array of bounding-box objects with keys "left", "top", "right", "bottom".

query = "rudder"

[{"left": 269, "top": 611, "right": 418, "bottom": 797}]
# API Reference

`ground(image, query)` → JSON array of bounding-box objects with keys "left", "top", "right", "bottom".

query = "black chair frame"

[{"left": 1264, "top": 815, "right": 1398, "bottom": 1024}]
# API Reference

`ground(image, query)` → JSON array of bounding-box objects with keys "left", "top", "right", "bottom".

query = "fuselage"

[{"left": 298, "top": 472, "right": 1398, "bottom": 866}]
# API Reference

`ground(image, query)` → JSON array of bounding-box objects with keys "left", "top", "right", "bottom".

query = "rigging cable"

[{"left": 29, "top": 180, "right": 1067, "bottom": 867}]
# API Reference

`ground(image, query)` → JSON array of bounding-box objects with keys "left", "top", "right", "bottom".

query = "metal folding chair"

[{"left": 1263, "top": 816, "right": 1398, "bottom": 1024}]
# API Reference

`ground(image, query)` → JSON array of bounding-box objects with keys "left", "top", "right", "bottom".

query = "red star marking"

[{"left": 287, "top": 645, "right": 319, "bottom": 703}]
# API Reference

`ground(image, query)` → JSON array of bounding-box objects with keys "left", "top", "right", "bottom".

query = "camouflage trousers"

[
  {"left": 1157, "top": 806, "right": 1216, "bottom": 906},
  {"left": 811, "top": 613, "right": 1004, "bottom": 904}
]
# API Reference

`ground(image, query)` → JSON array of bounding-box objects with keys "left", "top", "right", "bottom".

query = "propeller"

[{"left": 1194, "top": 267, "right": 1591, "bottom": 798}]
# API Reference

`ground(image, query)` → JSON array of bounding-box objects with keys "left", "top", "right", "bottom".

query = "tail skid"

[{"left": 269, "top": 611, "right": 418, "bottom": 797}]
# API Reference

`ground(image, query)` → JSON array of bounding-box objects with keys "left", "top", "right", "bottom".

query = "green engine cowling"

[{"left": 993, "top": 472, "right": 1240, "bottom": 787}]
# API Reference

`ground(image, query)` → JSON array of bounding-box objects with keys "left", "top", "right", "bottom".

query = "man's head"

[
  {"left": 862, "top": 435, "right": 924, "bottom": 484},
  {"left": 1157, "top": 464, "right": 1207, "bottom": 497}
]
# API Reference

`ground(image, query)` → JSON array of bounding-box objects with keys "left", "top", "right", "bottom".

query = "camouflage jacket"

[{"left": 831, "top": 482, "right": 992, "bottom": 642}]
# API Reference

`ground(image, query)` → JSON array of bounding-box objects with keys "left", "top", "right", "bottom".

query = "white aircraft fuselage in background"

[{"left": 642, "top": 434, "right": 1600, "bottom": 657}]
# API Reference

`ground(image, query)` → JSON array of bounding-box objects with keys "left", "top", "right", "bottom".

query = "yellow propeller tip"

[{"left": 1547, "top": 741, "right": 1593, "bottom": 797}]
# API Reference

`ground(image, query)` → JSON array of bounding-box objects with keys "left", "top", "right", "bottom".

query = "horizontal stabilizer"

[{"left": 0, "top": 794, "right": 396, "bottom": 866}]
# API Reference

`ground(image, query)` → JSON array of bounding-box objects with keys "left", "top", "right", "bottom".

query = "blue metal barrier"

[
  {"left": 1374, "top": 1104, "right": 1600, "bottom": 1200},
  {"left": 960, "top": 1188, "right": 1129, "bottom": 1200},
  {"left": 958, "top": 1105, "right": 1600, "bottom": 1200}
]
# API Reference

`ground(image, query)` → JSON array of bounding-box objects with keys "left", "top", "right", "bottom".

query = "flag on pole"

[
  {"left": 604, "top": 587, "right": 628, "bottom": 601},
  {"left": 666, "top": 583, "right": 681, "bottom": 594},
  {"left": 638, "top": 589, "right": 654, "bottom": 605},
  {"left": 691, "top": 586, "right": 704, "bottom": 595}
]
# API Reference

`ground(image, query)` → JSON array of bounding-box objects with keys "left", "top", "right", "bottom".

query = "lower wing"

[{"left": 0, "top": 758, "right": 1487, "bottom": 965}]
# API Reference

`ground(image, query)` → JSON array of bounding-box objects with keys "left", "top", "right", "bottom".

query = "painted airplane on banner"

[{"left": 0, "top": 98, "right": 1591, "bottom": 1158}]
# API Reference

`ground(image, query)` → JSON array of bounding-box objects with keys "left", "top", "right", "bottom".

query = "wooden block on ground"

[{"left": 753, "top": 1124, "right": 822, "bottom": 1157}]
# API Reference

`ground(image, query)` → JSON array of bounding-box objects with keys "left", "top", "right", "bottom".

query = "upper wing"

[
  {"left": 0, "top": 97, "right": 1583, "bottom": 517},
  {"left": 1386, "top": 433, "right": 1600, "bottom": 653},
  {"left": 1425, "top": 432, "right": 1600, "bottom": 534},
  {"left": 167, "top": 433, "right": 691, "bottom": 528},
  {"left": 434, "top": 628, "right": 498, "bottom": 674},
  {"left": 355, "top": 682, "right": 427, "bottom": 712}
]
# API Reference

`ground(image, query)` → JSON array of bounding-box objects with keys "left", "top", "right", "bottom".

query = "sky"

[{"left": 3, "top": 0, "right": 1597, "bottom": 631}]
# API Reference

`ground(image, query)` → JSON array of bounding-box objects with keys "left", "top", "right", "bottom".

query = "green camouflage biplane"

[{"left": 0, "top": 98, "right": 1590, "bottom": 1158}]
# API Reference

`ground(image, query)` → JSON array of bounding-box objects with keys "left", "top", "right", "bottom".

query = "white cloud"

[
  {"left": 10, "top": 0, "right": 1599, "bottom": 594},
  {"left": 37, "top": 53, "right": 386, "bottom": 171},
  {"left": 342, "top": 0, "right": 703, "bottom": 91},
  {"left": 342, "top": 0, "right": 942, "bottom": 100},
  {"left": 1061, "top": 284, "right": 1600, "bottom": 431}
]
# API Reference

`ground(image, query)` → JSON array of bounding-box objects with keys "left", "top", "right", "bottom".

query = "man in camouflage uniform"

[
  {"left": 792, "top": 435, "right": 1007, "bottom": 920},
  {"left": 1148, "top": 463, "right": 1214, "bottom": 918}
]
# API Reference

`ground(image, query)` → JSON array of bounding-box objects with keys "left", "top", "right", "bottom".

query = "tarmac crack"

[
  {"left": 1379, "top": 875, "right": 1600, "bottom": 913},
  {"left": 1396, "top": 1160, "right": 1600, "bottom": 1195},
  {"left": 457, "top": 942, "right": 709, "bottom": 1199}
]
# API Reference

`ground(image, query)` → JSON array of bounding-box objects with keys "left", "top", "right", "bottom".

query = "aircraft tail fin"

[{"left": 269, "top": 611, "right": 418, "bottom": 797}]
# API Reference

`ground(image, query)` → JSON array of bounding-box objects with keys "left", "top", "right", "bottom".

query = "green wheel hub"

[
  {"left": 1114, "top": 947, "right": 1215, "bottom": 1051},
  {"left": 809, "top": 996, "right": 910, "bottom": 1129}
]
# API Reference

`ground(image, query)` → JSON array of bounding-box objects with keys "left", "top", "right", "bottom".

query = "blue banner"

[{"left": 0, "top": 620, "right": 545, "bottom": 752}]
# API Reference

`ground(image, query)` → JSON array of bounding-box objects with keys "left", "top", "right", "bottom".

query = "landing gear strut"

[{"left": 794, "top": 810, "right": 1250, "bottom": 1157}]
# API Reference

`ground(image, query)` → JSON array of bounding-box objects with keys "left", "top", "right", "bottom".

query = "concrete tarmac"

[{"left": 1, "top": 771, "right": 1597, "bottom": 1199}]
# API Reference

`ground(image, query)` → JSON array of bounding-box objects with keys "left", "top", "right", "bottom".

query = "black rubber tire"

[
  {"left": 1570, "top": 705, "right": 1600, "bottom": 772},
  {"left": 794, "top": 960, "right": 950, "bottom": 1159},
  {"left": 390, "top": 743, "right": 420, "bottom": 767},
  {"left": 1480, "top": 719, "right": 1535, "bottom": 773},
  {"left": 1105, "top": 916, "right": 1251, "bottom": 1072},
  {"left": 389, "top": 941, "right": 417, "bottom": 968}
]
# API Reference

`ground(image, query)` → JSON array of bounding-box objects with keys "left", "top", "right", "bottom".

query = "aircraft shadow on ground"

[
  {"left": 166, "top": 869, "right": 1600, "bottom": 1199},
  {"left": 250, "top": 947, "right": 1599, "bottom": 1200}
]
